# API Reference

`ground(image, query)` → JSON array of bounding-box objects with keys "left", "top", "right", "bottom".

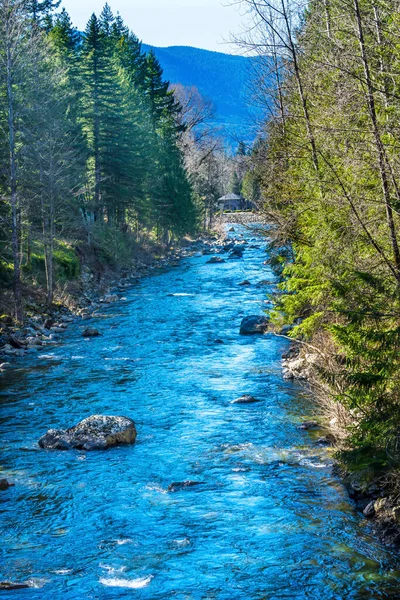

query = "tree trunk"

[
  {"left": 6, "top": 20, "right": 23, "bottom": 322},
  {"left": 353, "top": 0, "right": 400, "bottom": 283},
  {"left": 280, "top": 0, "right": 320, "bottom": 173}
]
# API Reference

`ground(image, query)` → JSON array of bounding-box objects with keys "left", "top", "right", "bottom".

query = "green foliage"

[
  {"left": 22, "top": 242, "right": 79, "bottom": 281},
  {"left": 253, "top": 0, "right": 400, "bottom": 459},
  {"left": 53, "top": 243, "right": 80, "bottom": 279},
  {"left": 0, "top": 1, "right": 198, "bottom": 309},
  {"left": 92, "top": 224, "right": 135, "bottom": 267}
]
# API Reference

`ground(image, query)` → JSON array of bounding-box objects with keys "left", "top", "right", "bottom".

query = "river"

[{"left": 1, "top": 226, "right": 399, "bottom": 598}]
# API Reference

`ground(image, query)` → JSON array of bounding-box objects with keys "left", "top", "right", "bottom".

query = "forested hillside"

[
  {"left": 142, "top": 44, "right": 262, "bottom": 141},
  {"left": 0, "top": 1, "right": 198, "bottom": 321},
  {"left": 244, "top": 0, "right": 400, "bottom": 484}
]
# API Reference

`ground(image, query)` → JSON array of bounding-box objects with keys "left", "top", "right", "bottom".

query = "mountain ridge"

[{"left": 142, "top": 44, "right": 262, "bottom": 143}]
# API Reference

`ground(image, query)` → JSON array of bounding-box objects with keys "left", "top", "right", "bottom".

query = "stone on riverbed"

[
  {"left": 231, "top": 395, "right": 259, "bottom": 404},
  {"left": 82, "top": 327, "right": 100, "bottom": 337},
  {"left": 229, "top": 249, "right": 243, "bottom": 259},
  {"left": 0, "top": 581, "right": 31, "bottom": 590},
  {"left": 0, "top": 362, "right": 12, "bottom": 371},
  {"left": 240, "top": 315, "right": 269, "bottom": 335},
  {"left": 0, "top": 478, "right": 14, "bottom": 490},
  {"left": 363, "top": 500, "right": 376, "bottom": 518},
  {"left": 168, "top": 481, "right": 203, "bottom": 492},
  {"left": 206, "top": 256, "right": 225, "bottom": 264},
  {"left": 38, "top": 415, "right": 137, "bottom": 451}
]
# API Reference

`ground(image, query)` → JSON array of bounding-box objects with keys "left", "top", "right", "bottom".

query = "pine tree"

[{"left": 24, "top": 0, "right": 60, "bottom": 25}]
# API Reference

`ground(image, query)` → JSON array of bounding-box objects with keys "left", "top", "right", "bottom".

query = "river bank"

[{"left": 282, "top": 343, "right": 400, "bottom": 547}]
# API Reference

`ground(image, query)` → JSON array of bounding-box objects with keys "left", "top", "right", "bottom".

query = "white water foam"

[{"left": 100, "top": 575, "right": 153, "bottom": 589}]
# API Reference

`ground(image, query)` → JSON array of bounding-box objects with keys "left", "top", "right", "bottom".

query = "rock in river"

[
  {"left": 240, "top": 315, "right": 269, "bottom": 335},
  {"left": 231, "top": 395, "right": 259, "bottom": 404},
  {"left": 0, "top": 582, "right": 30, "bottom": 591},
  {"left": 39, "top": 415, "right": 137, "bottom": 451},
  {"left": 0, "top": 478, "right": 14, "bottom": 490},
  {"left": 168, "top": 481, "right": 203, "bottom": 492},
  {"left": 206, "top": 256, "right": 226, "bottom": 264},
  {"left": 82, "top": 327, "right": 100, "bottom": 337},
  {"left": 229, "top": 249, "right": 243, "bottom": 259}
]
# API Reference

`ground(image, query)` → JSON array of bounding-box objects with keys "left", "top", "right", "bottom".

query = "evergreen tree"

[
  {"left": 0, "top": 1, "right": 198, "bottom": 318},
  {"left": 24, "top": 0, "right": 60, "bottom": 25}
]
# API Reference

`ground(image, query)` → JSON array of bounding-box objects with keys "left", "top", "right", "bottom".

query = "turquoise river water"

[{"left": 1, "top": 226, "right": 400, "bottom": 599}]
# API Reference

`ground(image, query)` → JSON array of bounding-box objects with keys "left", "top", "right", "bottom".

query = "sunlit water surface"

[{"left": 1, "top": 226, "right": 400, "bottom": 599}]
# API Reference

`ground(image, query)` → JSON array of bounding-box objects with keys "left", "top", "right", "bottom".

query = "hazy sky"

[{"left": 60, "top": 0, "right": 247, "bottom": 54}]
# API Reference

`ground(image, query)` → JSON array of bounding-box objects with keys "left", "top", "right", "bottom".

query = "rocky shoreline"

[{"left": 282, "top": 343, "right": 400, "bottom": 547}]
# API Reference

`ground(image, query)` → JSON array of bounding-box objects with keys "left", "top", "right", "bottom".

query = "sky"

[{"left": 60, "top": 0, "right": 247, "bottom": 54}]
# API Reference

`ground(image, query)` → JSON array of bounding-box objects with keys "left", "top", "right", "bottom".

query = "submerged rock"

[
  {"left": 206, "top": 256, "right": 225, "bottom": 264},
  {"left": 38, "top": 415, "right": 137, "bottom": 451},
  {"left": 0, "top": 582, "right": 30, "bottom": 590},
  {"left": 0, "top": 479, "right": 14, "bottom": 490},
  {"left": 231, "top": 395, "right": 259, "bottom": 404},
  {"left": 0, "top": 362, "right": 12, "bottom": 371},
  {"left": 82, "top": 328, "right": 100, "bottom": 338},
  {"left": 8, "top": 335, "right": 25, "bottom": 349},
  {"left": 316, "top": 436, "right": 332, "bottom": 446},
  {"left": 240, "top": 315, "right": 269, "bottom": 335},
  {"left": 239, "top": 280, "right": 251, "bottom": 286},
  {"left": 168, "top": 481, "right": 203, "bottom": 492}
]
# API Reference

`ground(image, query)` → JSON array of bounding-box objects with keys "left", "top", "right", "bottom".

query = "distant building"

[{"left": 218, "top": 193, "right": 248, "bottom": 211}]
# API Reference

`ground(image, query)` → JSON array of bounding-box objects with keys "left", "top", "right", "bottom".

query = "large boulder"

[
  {"left": 240, "top": 315, "right": 269, "bottom": 335},
  {"left": 39, "top": 415, "right": 137, "bottom": 451}
]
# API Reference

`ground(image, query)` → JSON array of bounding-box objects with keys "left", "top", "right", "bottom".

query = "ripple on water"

[{"left": 1, "top": 224, "right": 400, "bottom": 598}]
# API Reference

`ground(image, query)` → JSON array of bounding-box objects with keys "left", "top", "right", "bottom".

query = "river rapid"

[{"left": 1, "top": 226, "right": 399, "bottom": 599}]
